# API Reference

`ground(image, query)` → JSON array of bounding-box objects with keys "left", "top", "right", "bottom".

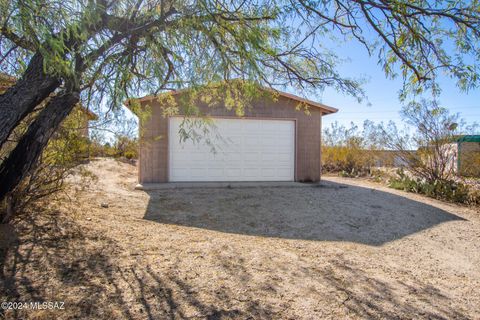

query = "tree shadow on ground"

[
  {"left": 0, "top": 200, "right": 473, "bottom": 319},
  {"left": 143, "top": 180, "right": 465, "bottom": 246},
  {"left": 0, "top": 208, "right": 275, "bottom": 320},
  {"left": 208, "top": 248, "right": 472, "bottom": 319},
  {"left": 317, "top": 255, "right": 470, "bottom": 319}
]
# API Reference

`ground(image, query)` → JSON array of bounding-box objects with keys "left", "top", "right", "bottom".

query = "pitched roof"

[
  {"left": 128, "top": 83, "right": 338, "bottom": 115},
  {"left": 83, "top": 108, "right": 99, "bottom": 121}
]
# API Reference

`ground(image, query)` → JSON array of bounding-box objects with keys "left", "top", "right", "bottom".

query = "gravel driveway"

[
  {"left": 143, "top": 180, "right": 463, "bottom": 246},
  {"left": 2, "top": 158, "right": 480, "bottom": 319}
]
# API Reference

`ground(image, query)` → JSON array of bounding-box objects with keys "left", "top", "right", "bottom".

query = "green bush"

[
  {"left": 111, "top": 136, "right": 138, "bottom": 160},
  {"left": 388, "top": 169, "right": 480, "bottom": 205},
  {"left": 124, "top": 150, "right": 137, "bottom": 160}
]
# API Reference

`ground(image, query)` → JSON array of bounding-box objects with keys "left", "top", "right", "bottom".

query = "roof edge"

[
  {"left": 126, "top": 85, "right": 338, "bottom": 115},
  {"left": 82, "top": 107, "right": 99, "bottom": 120}
]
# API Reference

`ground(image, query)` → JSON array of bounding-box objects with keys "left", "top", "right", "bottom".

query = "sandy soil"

[{"left": 1, "top": 158, "right": 480, "bottom": 319}]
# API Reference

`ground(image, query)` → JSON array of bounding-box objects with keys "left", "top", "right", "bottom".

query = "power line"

[
  {"left": 333, "top": 110, "right": 480, "bottom": 115},
  {"left": 331, "top": 114, "right": 480, "bottom": 117}
]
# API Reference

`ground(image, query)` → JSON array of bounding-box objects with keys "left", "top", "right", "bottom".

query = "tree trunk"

[
  {"left": 0, "top": 53, "right": 61, "bottom": 148},
  {"left": 0, "top": 91, "right": 79, "bottom": 202}
]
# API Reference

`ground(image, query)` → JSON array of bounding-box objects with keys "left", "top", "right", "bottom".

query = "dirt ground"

[{"left": 1, "top": 158, "right": 480, "bottom": 319}]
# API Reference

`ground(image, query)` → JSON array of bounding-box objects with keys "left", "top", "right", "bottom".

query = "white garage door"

[{"left": 169, "top": 117, "right": 295, "bottom": 181}]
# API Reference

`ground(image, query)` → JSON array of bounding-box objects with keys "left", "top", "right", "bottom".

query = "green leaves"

[{"left": 1, "top": 0, "right": 479, "bottom": 115}]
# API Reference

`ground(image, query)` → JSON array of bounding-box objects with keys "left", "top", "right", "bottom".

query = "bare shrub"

[{"left": 377, "top": 100, "right": 480, "bottom": 205}]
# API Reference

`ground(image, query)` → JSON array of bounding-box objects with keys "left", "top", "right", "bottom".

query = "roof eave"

[
  {"left": 84, "top": 108, "right": 99, "bottom": 121},
  {"left": 126, "top": 87, "right": 339, "bottom": 115}
]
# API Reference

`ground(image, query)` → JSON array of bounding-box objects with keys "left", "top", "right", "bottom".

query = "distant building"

[{"left": 452, "top": 135, "right": 480, "bottom": 177}]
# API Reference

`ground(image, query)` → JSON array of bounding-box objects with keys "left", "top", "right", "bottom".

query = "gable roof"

[
  {"left": 128, "top": 83, "right": 338, "bottom": 115},
  {"left": 0, "top": 72, "right": 98, "bottom": 120}
]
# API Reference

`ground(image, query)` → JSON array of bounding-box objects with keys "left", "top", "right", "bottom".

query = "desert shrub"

[
  {"left": 378, "top": 100, "right": 478, "bottom": 183},
  {"left": 369, "top": 168, "right": 394, "bottom": 183},
  {"left": 373, "top": 100, "right": 480, "bottom": 204},
  {"left": 124, "top": 150, "right": 137, "bottom": 160},
  {"left": 322, "top": 145, "right": 374, "bottom": 177},
  {"left": 459, "top": 148, "right": 480, "bottom": 177},
  {"left": 88, "top": 140, "right": 107, "bottom": 157},
  {"left": 0, "top": 107, "right": 94, "bottom": 223},
  {"left": 89, "top": 141, "right": 116, "bottom": 157},
  {"left": 322, "top": 121, "right": 378, "bottom": 176},
  {"left": 113, "top": 135, "right": 139, "bottom": 159},
  {"left": 88, "top": 135, "right": 138, "bottom": 160},
  {"left": 389, "top": 169, "right": 480, "bottom": 205}
]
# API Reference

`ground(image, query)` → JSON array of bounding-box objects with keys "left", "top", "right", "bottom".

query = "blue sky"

[
  {"left": 315, "top": 39, "right": 480, "bottom": 132},
  {"left": 118, "top": 29, "right": 480, "bottom": 141}
]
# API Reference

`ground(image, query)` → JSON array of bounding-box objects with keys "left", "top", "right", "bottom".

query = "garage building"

[{"left": 128, "top": 84, "right": 338, "bottom": 184}]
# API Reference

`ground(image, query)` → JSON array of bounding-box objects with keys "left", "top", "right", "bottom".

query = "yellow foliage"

[{"left": 322, "top": 141, "right": 375, "bottom": 176}]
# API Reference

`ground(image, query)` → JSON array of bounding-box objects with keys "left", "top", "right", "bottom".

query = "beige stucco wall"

[{"left": 137, "top": 94, "right": 324, "bottom": 183}]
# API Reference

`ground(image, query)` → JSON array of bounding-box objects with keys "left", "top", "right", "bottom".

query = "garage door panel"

[
  {"left": 243, "top": 145, "right": 263, "bottom": 153},
  {"left": 262, "top": 122, "right": 282, "bottom": 131},
  {"left": 190, "top": 168, "right": 208, "bottom": 177},
  {"left": 169, "top": 117, "right": 294, "bottom": 181},
  {"left": 243, "top": 168, "right": 260, "bottom": 176},
  {"left": 261, "top": 137, "right": 278, "bottom": 144},
  {"left": 224, "top": 152, "right": 242, "bottom": 161},
  {"left": 208, "top": 168, "right": 224, "bottom": 177},
  {"left": 205, "top": 152, "right": 217, "bottom": 161},
  {"left": 261, "top": 168, "right": 276, "bottom": 177},
  {"left": 209, "top": 159, "right": 225, "bottom": 167},
  {"left": 261, "top": 153, "right": 280, "bottom": 161},
  {"left": 276, "top": 167, "right": 293, "bottom": 175},
  {"left": 244, "top": 152, "right": 260, "bottom": 161},
  {"left": 170, "top": 168, "right": 186, "bottom": 177},
  {"left": 226, "top": 135, "right": 242, "bottom": 145},
  {"left": 243, "top": 121, "right": 262, "bottom": 131},
  {"left": 277, "top": 152, "right": 292, "bottom": 160},
  {"left": 191, "top": 152, "right": 207, "bottom": 161},
  {"left": 223, "top": 121, "right": 243, "bottom": 131},
  {"left": 278, "top": 145, "right": 293, "bottom": 153},
  {"left": 225, "top": 168, "right": 242, "bottom": 177},
  {"left": 244, "top": 135, "right": 259, "bottom": 143}
]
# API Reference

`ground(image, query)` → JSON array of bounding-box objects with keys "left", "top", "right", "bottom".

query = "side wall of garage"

[{"left": 137, "top": 94, "right": 323, "bottom": 183}]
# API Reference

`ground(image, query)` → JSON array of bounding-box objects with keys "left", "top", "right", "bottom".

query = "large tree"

[{"left": 0, "top": 0, "right": 479, "bottom": 201}]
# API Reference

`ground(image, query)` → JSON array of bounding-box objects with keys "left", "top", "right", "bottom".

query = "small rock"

[
  {"left": 86, "top": 217, "right": 92, "bottom": 221},
  {"left": 101, "top": 202, "right": 109, "bottom": 208}
]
